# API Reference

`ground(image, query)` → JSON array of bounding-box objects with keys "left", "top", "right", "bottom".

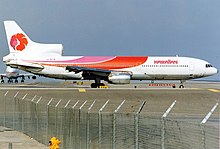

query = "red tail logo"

[{"left": 10, "top": 33, "right": 28, "bottom": 51}]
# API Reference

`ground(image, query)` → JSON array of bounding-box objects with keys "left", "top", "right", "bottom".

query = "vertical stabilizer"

[
  {"left": 4, "top": 21, "right": 33, "bottom": 53},
  {"left": 4, "top": 21, "right": 63, "bottom": 57}
]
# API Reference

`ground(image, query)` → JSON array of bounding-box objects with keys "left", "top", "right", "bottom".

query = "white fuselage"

[
  {"left": 127, "top": 57, "right": 217, "bottom": 80},
  {"left": 5, "top": 66, "right": 19, "bottom": 79},
  {"left": 3, "top": 54, "right": 218, "bottom": 81}
]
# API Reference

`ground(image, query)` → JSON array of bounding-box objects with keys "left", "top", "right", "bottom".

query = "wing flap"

[{"left": 66, "top": 66, "right": 111, "bottom": 77}]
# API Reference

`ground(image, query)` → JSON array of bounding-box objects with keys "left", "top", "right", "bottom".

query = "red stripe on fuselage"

[{"left": 38, "top": 56, "right": 148, "bottom": 70}]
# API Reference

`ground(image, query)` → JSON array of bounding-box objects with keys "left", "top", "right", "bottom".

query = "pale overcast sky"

[{"left": 0, "top": 0, "right": 219, "bottom": 80}]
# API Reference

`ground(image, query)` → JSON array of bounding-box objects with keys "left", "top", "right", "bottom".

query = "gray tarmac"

[
  {"left": 0, "top": 126, "right": 48, "bottom": 149},
  {"left": 0, "top": 81, "right": 219, "bottom": 148}
]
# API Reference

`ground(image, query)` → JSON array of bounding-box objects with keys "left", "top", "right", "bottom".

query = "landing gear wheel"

[
  {"left": 15, "top": 80, "right": 18, "bottom": 83},
  {"left": 1, "top": 80, "right": 4, "bottom": 83},
  {"left": 91, "top": 83, "right": 106, "bottom": 88},
  {"left": 172, "top": 84, "right": 176, "bottom": 88},
  {"left": 179, "top": 85, "right": 184, "bottom": 88},
  {"left": 91, "top": 83, "right": 97, "bottom": 88},
  {"left": 21, "top": 79, "right": 24, "bottom": 83},
  {"left": 179, "top": 80, "right": 185, "bottom": 89},
  {"left": 8, "top": 80, "right": 13, "bottom": 83}
]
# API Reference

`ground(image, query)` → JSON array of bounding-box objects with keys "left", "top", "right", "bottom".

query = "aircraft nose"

[
  {"left": 214, "top": 67, "right": 218, "bottom": 74},
  {"left": 206, "top": 67, "right": 218, "bottom": 76}
]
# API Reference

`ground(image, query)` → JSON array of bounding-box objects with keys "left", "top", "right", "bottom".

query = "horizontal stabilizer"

[{"left": 6, "top": 60, "right": 44, "bottom": 72}]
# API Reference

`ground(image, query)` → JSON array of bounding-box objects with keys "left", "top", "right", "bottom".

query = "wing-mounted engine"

[
  {"left": 66, "top": 66, "right": 133, "bottom": 86},
  {"left": 108, "top": 71, "right": 132, "bottom": 84}
]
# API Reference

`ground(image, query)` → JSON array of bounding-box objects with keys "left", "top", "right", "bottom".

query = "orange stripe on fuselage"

[{"left": 40, "top": 56, "right": 148, "bottom": 70}]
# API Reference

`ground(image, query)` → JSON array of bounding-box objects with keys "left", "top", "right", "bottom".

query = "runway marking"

[
  {"left": 191, "top": 88, "right": 202, "bottom": 90},
  {"left": 78, "top": 88, "right": 86, "bottom": 92},
  {"left": 208, "top": 89, "right": 220, "bottom": 93}
]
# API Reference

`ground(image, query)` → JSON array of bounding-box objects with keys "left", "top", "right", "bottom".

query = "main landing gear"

[
  {"left": 3, "top": 79, "right": 25, "bottom": 84},
  {"left": 90, "top": 78, "right": 106, "bottom": 88},
  {"left": 15, "top": 79, "right": 18, "bottom": 83},
  {"left": 170, "top": 80, "right": 185, "bottom": 88},
  {"left": 91, "top": 83, "right": 105, "bottom": 88},
  {"left": 179, "top": 80, "right": 185, "bottom": 88},
  {"left": 8, "top": 79, "right": 13, "bottom": 83}
]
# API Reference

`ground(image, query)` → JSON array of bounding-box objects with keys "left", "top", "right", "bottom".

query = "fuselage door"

[{"left": 189, "top": 62, "right": 194, "bottom": 71}]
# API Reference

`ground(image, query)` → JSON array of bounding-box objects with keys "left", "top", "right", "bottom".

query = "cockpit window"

[{"left": 206, "top": 64, "right": 213, "bottom": 68}]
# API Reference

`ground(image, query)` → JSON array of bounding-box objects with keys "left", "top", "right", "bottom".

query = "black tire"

[
  {"left": 179, "top": 85, "right": 184, "bottom": 88},
  {"left": 91, "top": 83, "right": 97, "bottom": 88}
]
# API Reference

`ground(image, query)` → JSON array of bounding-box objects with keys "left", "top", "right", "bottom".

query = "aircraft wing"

[
  {"left": 0, "top": 74, "right": 7, "bottom": 79},
  {"left": 66, "top": 66, "right": 111, "bottom": 78},
  {"left": 66, "top": 66, "right": 132, "bottom": 85}
]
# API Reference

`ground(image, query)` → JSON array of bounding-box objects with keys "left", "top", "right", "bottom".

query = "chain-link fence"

[{"left": 0, "top": 91, "right": 219, "bottom": 149}]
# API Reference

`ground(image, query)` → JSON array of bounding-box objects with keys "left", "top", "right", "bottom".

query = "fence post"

[
  {"left": 31, "top": 95, "right": 37, "bottom": 102},
  {"left": 113, "top": 100, "right": 126, "bottom": 149},
  {"left": 8, "top": 142, "right": 12, "bottom": 149},
  {"left": 55, "top": 99, "right": 62, "bottom": 137},
  {"left": 4, "top": 91, "right": 9, "bottom": 127},
  {"left": 200, "top": 103, "right": 218, "bottom": 149},
  {"left": 63, "top": 99, "right": 71, "bottom": 149},
  {"left": 36, "top": 96, "right": 42, "bottom": 140},
  {"left": 21, "top": 94, "right": 28, "bottom": 132},
  {"left": 46, "top": 98, "right": 53, "bottom": 140},
  {"left": 161, "top": 100, "right": 176, "bottom": 149},
  {"left": 86, "top": 100, "right": 96, "bottom": 149},
  {"left": 135, "top": 101, "right": 146, "bottom": 149},
  {"left": 13, "top": 92, "right": 19, "bottom": 129},
  {"left": 98, "top": 100, "right": 109, "bottom": 149},
  {"left": 78, "top": 100, "right": 87, "bottom": 149},
  {"left": 72, "top": 100, "right": 79, "bottom": 149}
]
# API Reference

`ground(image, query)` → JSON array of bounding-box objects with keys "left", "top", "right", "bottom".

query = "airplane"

[
  {"left": 0, "top": 66, "right": 37, "bottom": 83},
  {"left": 2, "top": 21, "right": 218, "bottom": 88}
]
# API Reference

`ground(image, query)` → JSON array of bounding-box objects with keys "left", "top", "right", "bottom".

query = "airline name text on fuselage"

[{"left": 154, "top": 59, "right": 178, "bottom": 64}]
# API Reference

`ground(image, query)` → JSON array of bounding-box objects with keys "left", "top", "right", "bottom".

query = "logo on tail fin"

[{"left": 10, "top": 33, "right": 28, "bottom": 51}]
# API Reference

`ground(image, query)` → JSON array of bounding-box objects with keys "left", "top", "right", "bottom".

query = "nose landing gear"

[{"left": 179, "top": 80, "right": 185, "bottom": 88}]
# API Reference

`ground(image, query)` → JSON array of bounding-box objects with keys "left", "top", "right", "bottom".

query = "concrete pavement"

[{"left": 0, "top": 127, "right": 48, "bottom": 149}]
